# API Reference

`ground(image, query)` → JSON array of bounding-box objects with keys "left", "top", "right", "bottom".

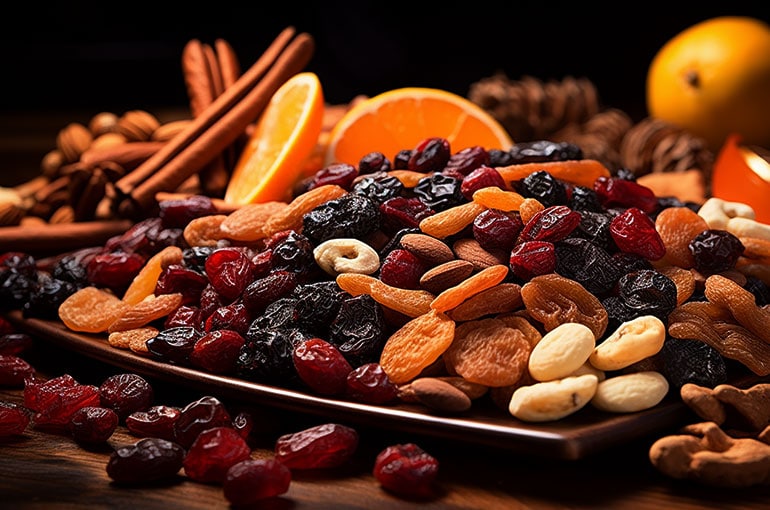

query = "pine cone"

[
  {"left": 468, "top": 73, "right": 600, "bottom": 142},
  {"left": 620, "top": 117, "right": 715, "bottom": 179},
  {"left": 551, "top": 108, "right": 634, "bottom": 172}
]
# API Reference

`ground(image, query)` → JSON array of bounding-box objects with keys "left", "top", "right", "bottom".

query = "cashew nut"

[
  {"left": 726, "top": 216, "right": 770, "bottom": 242},
  {"left": 528, "top": 322, "right": 596, "bottom": 382},
  {"left": 697, "top": 197, "right": 755, "bottom": 230},
  {"left": 508, "top": 374, "right": 598, "bottom": 422},
  {"left": 313, "top": 238, "right": 380, "bottom": 276},
  {"left": 590, "top": 371, "right": 669, "bottom": 413},
  {"left": 589, "top": 315, "right": 665, "bottom": 371}
]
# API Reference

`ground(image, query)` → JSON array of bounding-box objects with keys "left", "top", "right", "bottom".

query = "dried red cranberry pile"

[{"left": 0, "top": 318, "right": 439, "bottom": 502}]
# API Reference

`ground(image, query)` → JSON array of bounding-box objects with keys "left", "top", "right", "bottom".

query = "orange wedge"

[
  {"left": 324, "top": 87, "right": 514, "bottom": 167},
  {"left": 224, "top": 71, "right": 325, "bottom": 205}
]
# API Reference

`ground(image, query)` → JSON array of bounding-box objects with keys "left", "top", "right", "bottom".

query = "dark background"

[{"left": 2, "top": 2, "right": 768, "bottom": 117}]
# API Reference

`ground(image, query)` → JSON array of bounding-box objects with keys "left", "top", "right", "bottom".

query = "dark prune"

[
  {"left": 487, "top": 148, "right": 515, "bottom": 167},
  {"left": 555, "top": 238, "right": 619, "bottom": 296},
  {"left": 237, "top": 327, "right": 309, "bottom": 384},
  {"left": 182, "top": 246, "right": 216, "bottom": 274},
  {"left": 617, "top": 270, "right": 677, "bottom": 322},
  {"left": 568, "top": 185, "right": 604, "bottom": 213},
  {"left": 269, "top": 231, "right": 316, "bottom": 276},
  {"left": 303, "top": 194, "right": 381, "bottom": 244},
  {"left": 573, "top": 210, "right": 615, "bottom": 250},
  {"left": 515, "top": 170, "right": 568, "bottom": 207},
  {"left": 292, "top": 281, "right": 346, "bottom": 335},
  {"left": 329, "top": 294, "right": 387, "bottom": 367},
  {"left": 251, "top": 298, "right": 300, "bottom": 331},
  {"left": 473, "top": 209, "right": 523, "bottom": 253},
  {"left": 508, "top": 140, "right": 582, "bottom": 163},
  {"left": 154, "top": 264, "right": 207, "bottom": 305},
  {"left": 126, "top": 405, "right": 180, "bottom": 440},
  {"left": 373, "top": 443, "right": 439, "bottom": 498},
  {"left": 393, "top": 149, "right": 413, "bottom": 170},
  {"left": 51, "top": 248, "right": 99, "bottom": 288},
  {"left": 413, "top": 173, "right": 465, "bottom": 212},
  {"left": 745, "top": 276, "right": 770, "bottom": 306},
  {"left": 352, "top": 172, "right": 404, "bottom": 204},
  {"left": 689, "top": 229, "right": 745, "bottom": 274},
  {"left": 107, "top": 437, "right": 185, "bottom": 484},
  {"left": 146, "top": 327, "right": 204, "bottom": 365},
  {"left": 661, "top": 337, "right": 728, "bottom": 390},
  {"left": 22, "top": 277, "right": 77, "bottom": 320}
]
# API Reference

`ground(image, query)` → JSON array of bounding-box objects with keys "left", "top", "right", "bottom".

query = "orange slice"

[
  {"left": 224, "top": 71, "right": 325, "bottom": 205},
  {"left": 324, "top": 87, "right": 514, "bottom": 167}
]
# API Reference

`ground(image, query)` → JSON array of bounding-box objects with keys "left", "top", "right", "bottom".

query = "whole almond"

[
  {"left": 400, "top": 233, "right": 455, "bottom": 266},
  {"left": 116, "top": 110, "right": 161, "bottom": 142},
  {"left": 453, "top": 238, "right": 508, "bottom": 270},
  {"left": 419, "top": 259, "right": 474, "bottom": 294},
  {"left": 410, "top": 377, "right": 472, "bottom": 413},
  {"left": 56, "top": 122, "right": 93, "bottom": 163}
]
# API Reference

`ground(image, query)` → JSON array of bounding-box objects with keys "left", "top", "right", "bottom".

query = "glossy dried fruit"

[
  {"left": 345, "top": 362, "right": 399, "bottom": 404},
  {"left": 293, "top": 338, "right": 353, "bottom": 395},
  {"left": 274, "top": 423, "right": 359, "bottom": 469},
  {"left": 379, "top": 310, "right": 455, "bottom": 384},
  {"left": 125, "top": 405, "right": 180, "bottom": 440},
  {"left": 183, "top": 426, "right": 252, "bottom": 483},
  {"left": 444, "top": 318, "right": 531, "bottom": 387},
  {"left": 172, "top": 395, "right": 233, "bottom": 449},
  {"left": 430, "top": 264, "right": 509, "bottom": 313},
  {"left": 418, "top": 201, "right": 486, "bottom": 239},
  {"left": 69, "top": 406, "right": 119, "bottom": 443},
  {"left": 224, "top": 458, "right": 292, "bottom": 505},
  {"left": 336, "top": 273, "right": 434, "bottom": 318},
  {"left": 654, "top": 206, "right": 709, "bottom": 268},
  {"left": 189, "top": 329, "right": 245, "bottom": 374},
  {"left": 107, "top": 292, "right": 184, "bottom": 333},
  {"left": 0, "top": 355, "right": 34, "bottom": 387},
  {"left": 264, "top": 184, "right": 348, "bottom": 235},
  {"left": 122, "top": 246, "right": 184, "bottom": 305},
  {"left": 107, "top": 437, "right": 185, "bottom": 484},
  {"left": 446, "top": 283, "right": 523, "bottom": 322},
  {"left": 373, "top": 443, "right": 439, "bottom": 498},
  {"left": 99, "top": 373, "right": 154, "bottom": 420},
  {"left": 58, "top": 286, "right": 128, "bottom": 333},
  {"left": 521, "top": 273, "right": 608, "bottom": 339},
  {"left": 610, "top": 207, "right": 666, "bottom": 260},
  {"left": 0, "top": 401, "right": 30, "bottom": 436}
]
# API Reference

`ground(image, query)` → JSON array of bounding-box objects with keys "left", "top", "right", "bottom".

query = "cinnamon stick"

[
  {"left": 0, "top": 220, "right": 132, "bottom": 255},
  {"left": 114, "top": 26, "right": 298, "bottom": 197},
  {"left": 119, "top": 30, "right": 315, "bottom": 218}
]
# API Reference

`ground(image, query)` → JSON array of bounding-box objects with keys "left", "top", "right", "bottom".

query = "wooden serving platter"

[{"left": 6, "top": 310, "right": 693, "bottom": 460}]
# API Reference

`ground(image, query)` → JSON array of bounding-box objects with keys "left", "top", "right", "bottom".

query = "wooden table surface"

[{"left": 2, "top": 113, "right": 770, "bottom": 509}]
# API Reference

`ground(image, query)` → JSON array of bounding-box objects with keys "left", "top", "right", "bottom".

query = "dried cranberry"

[
  {"left": 125, "top": 405, "right": 181, "bottom": 440},
  {"left": 164, "top": 305, "right": 204, "bottom": 330},
  {"left": 173, "top": 395, "right": 232, "bottom": 448},
  {"left": 33, "top": 383, "right": 101, "bottom": 431},
  {"left": 380, "top": 197, "right": 435, "bottom": 234},
  {"left": 518, "top": 205, "right": 581, "bottom": 244},
  {"left": 183, "top": 426, "right": 251, "bottom": 483},
  {"left": 408, "top": 137, "right": 451, "bottom": 173},
  {"left": 594, "top": 176, "right": 658, "bottom": 215},
  {"left": 345, "top": 363, "right": 398, "bottom": 404},
  {"left": 473, "top": 209, "right": 523, "bottom": 253},
  {"left": 0, "top": 401, "right": 30, "bottom": 436},
  {"left": 24, "top": 374, "right": 77, "bottom": 411},
  {"left": 107, "top": 437, "right": 185, "bottom": 484},
  {"left": 242, "top": 270, "right": 298, "bottom": 316},
  {"left": 609, "top": 207, "right": 666, "bottom": 261},
  {"left": 0, "top": 354, "right": 34, "bottom": 386},
  {"left": 509, "top": 241, "right": 556, "bottom": 280},
  {"left": 292, "top": 338, "right": 352, "bottom": 395},
  {"left": 444, "top": 146, "right": 489, "bottom": 176},
  {"left": 460, "top": 166, "right": 506, "bottom": 200},
  {"left": 86, "top": 252, "right": 146, "bottom": 294},
  {"left": 689, "top": 229, "right": 745, "bottom": 274},
  {"left": 224, "top": 458, "right": 291, "bottom": 504},
  {"left": 190, "top": 329, "right": 245, "bottom": 374},
  {"left": 154, "top": 264, "right": 208, "bottom": 305},
  {"left": 308, "top": 163, "right": 359, "bottom": 191},
  {"left": 99, "top": 373, "right": 154, "bottom": 420},
  {"left": 69, "top": 406, "right": 119, "bottom": 443},
  {"left": 373, "top": 443, "right": 439, "bottom": 498},
  {"left": 274, "top": 423, "right": 359, "bottom": 469},
  {"left": 204, "top": 247, "right": 257, "bottom": 301},
  {"left": 378, "top": 249, "right": 426, "bottom": 290},
  {"left": 204, "top": 302, "right": 251, "bottom": 335},
  {"left": 199, "top": 284, "right": 227, "bottom": 319},
  {"left": 158, "top": 195, "right": 218, "bottom": 228}
]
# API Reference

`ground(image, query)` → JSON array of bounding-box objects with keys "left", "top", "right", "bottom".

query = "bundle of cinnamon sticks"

[{"left": 0, "top": 26, "right": 315, "bottom": 255}]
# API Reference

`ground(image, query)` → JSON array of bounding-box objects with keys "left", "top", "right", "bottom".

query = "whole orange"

[{"left": 646, "top": 16, "right": 770, "bottom": 152}]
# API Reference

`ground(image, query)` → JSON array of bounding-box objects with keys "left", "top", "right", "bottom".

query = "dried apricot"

[
  {"left": 379, "top": 310, "right": 455, "bottom": 384},
  {"left": 654, "top": 206, "right": 708, "bottom": 268},
  {"left": 657, "top": 265, "right": 696, "bottom": 305},
  {"left": 336, "top": 273, "right": 434, "bottom": 318},
  {"left": 447, "top": 283, "right": 522, "bottom": 322},
  {"left": 59, "top": 287, "right": 128, "bottom": 333},
  {"left": 387, "top": 170, "right": 430, "bottom": 188},
  {"left": 183, "top": 214, "right": 229, "bottom": 247},
  {"left": 108, "top": 293, "right": 184, "bottom": 333},
  {"left": 496, "top": 159, "right": 611, "bottom": 188},
  {"left": 263, "top": 184, "right": 347, "bottom": 235},
  {"left": 430, "top": 264, "right": 509, "bottom": 313},
  {"left": 444, "top": 318, "right": 531, "bottom": 387},
  {"left": 471, "top": 187, "right": 525, "bottom": 211},
  {"left": 219, "top": 201, "right": 288, "bottom": 242},
  {"left": 518, "top": 198, "right": 545, "bottom": 223},
  {"left": 418, "top": 201, "right": 486, "bottom": 239},
  {"left": 108, "top": 327, "right": 159, "bottom": 351},
  {"left": 122, "top": 246, "right": 184, "bottom": 305}
]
